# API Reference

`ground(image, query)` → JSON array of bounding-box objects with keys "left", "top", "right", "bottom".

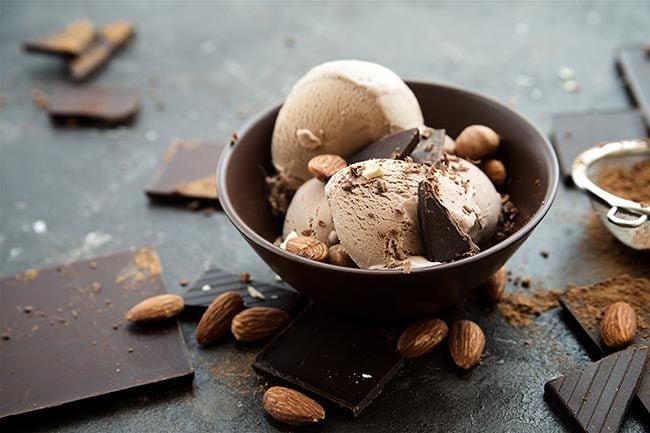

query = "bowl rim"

[{"left": 217, "top": 79, "right": 560, "bottom": 275}]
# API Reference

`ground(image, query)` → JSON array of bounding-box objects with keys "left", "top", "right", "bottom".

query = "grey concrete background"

[{"left": 1, "top": 1, "right": 649, "bottom": 432}]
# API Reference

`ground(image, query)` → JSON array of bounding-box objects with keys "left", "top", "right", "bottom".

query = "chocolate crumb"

[
  {"left": 1, "top": 332, "right": 10, "bottom": 340},
  {"left": 179, "top": 279, "right": 190, "bottom": 287},
  {"left": 127, "top": 347, "right": 134, "bottom": 353},
  {"left": 540, "top": 250, "right": 549, "bottom": 258},
  {"left": 23, "top": 306, "right": 33, "bottom": 314},
  {"left": 521, "top": 276, "right": 531, "bottom": 288},
  {"left": 239, "top": 272, "right": 251, "bottom": 283}
]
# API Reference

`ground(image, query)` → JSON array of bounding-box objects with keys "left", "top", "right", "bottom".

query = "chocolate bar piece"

[
  {"left": 617, "top": 45, "right": 650, "bottom": 128},
  {"left": 417, "top": 180, "right": 478, "bottom": 262},
  {"left": 411, "top": 128, "right": 447, "bottom": 164},
  {"left": 182, "top": 268, "right": 302, "bottom": 312},
  {"left": 253, "top": 305, "right": 404, "bottom": 416},
  {"left": 545, "top": 345, "right": 648, "bottom": 433},
  {"left": 69, "top": 20, "right": 135, "bottom": 81},
  {"left": 560, "top": 278, "right": 650, "bottom": 415},
  {"left": 48, "top": 86, "right": 139, "bottom": 126},
  {"left": 0, "top": 248, "right": 194, "bottom": 421},
  {"left": 551, "top": 109, "right": 647, "bottom": 180},
  {"left": 24, "top": 19, "right": 95, "bottom": 57},
  {"left": 145, "top": 140, "right": 223, "bottom": 205},
  {"left": 347, "top": 128, "right": 419, "bottom": 164}
]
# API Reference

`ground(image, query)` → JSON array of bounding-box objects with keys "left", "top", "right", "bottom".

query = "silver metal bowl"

[{"left": 572, "top": 138, "right": 649, "bottom": 250}]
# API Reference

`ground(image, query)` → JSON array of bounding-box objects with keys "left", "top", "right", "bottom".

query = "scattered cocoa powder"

[
  {"left": 497, "top": 289, "right": 563, "bottom": 327},
  {"left": 596, "top": 160, "right": 650, "bottom": 205},
  {"left": 563, "top": 275, "right": 649, "bottom": 339}
]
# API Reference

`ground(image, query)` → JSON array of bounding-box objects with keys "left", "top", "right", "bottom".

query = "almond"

[
  {"left": 126, "top": 294, "right": 184, "bottom": 322},
  {"left": 328, "top": 244, "right": 356, "bottom": 267},
  {"left": 307, "top": 154, "right": 347, "bottom": 182},
  {"left": 455, "top": 125, "right": 499, "bottom": 160},
  {"left": 482, "top": 266, "right": 507, "bottom": 302},
  {"left": 397, "top": 318, "right": 448, "bottom": 359},
  {"left": 449, "top": 320, "right": 485, "bottom": 369},
  {"left": 285, "top": 236, "right": 329, "bottom": 262},
  {"left": 479, "top": 159, "right": 507, "bottom": 186},
  {"left": 231, "top": 307, "right": 290, "bottom": 342},
  {"left": 195, "top": 291, "right": 244, "bottom": 346},
  {"left": 601, "top": 301, "right": 637, "bottom": 349},
  {"left": 263, "top": 386, "right": 325, "bottom": 426}
]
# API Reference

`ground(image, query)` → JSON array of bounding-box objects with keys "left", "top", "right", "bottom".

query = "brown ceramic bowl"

[{"left": 217, "top": 81, "right": 559, "bottom": 320}]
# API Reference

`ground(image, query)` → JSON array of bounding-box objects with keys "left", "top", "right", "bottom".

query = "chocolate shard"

[
  {"left": 617, "top": 44, "right": 650, "bottom": 128},
  {"left": 411, "top": 128, "right": 446, "bottom": 164},
  {"left": 551, "top": 109, "right": 646, "bottom": 181},
  {"left": 253, "top": 304, "right": 404, "bottom": 417},
  {"left": 69, "top": 20, "right": 135, "bottom": 81},
  {"left": 0, "top": 248, "right": 194, "bottom": 421},
  {"left": 560, "top": 284, "right": 650, "bottom": 415},
  {"left": 347, "top": 128, "right": 419, "bottom": 164},
  {"left": 417, "top": 180, "right": 479, "bottom": 262},
  {"left": 545, "top": 345, "right": 648, "bottom": 433},
  {"left": 48, "top": 86, "right": 139, "bottom": 127},
  {"left": 24, "top": 19, "right": 95, "bottom": 57},
  {"left": 182, "top": 268, "right": 303, "bottom": 313},
  {"left": 145, "top": 139, "right": 223, "bottom": 205}
]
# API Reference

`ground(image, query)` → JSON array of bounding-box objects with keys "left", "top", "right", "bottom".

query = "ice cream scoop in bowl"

[{"left": 217, "top": 80, "right": 558, "bottom": 320}]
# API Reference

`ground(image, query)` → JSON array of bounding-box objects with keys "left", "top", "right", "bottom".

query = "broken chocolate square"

[
  {"left": 417, "top": 180, "right": 478, "bottom": 262},
  {"left": 182, "top": 268, "right": 303, "bottom": 313},
  {"left": 253, "top": 304, "right": 404, "bottom": 416},
  {"left": 347, "top": 128, "right": 419, "bottom": 164},
  {"left": 545, "top": 345, "right": 648, "bottom": 433},
  {"left": 145, "top": 139, "right": 223, "bottom": 205},
  {"left": 0, "top": 248, "right": 194, "bottom": 421},
  {"left": 24, "top": 19, "right": 95, "bottom": 57},
  {"left": 48, "top": 86, "right": 139, "bottom": 126}
]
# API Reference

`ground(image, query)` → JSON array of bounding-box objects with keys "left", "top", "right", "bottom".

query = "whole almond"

[
  {"left": 482, "top": 267, "right": 507, "bottom": 302},
  {"left": 126, "top": 294, "right": 184, "bottom": 322},
  {"left": 601, "top": 301, "right": 637, "bottom": 349},
  {"left": 286, "top": 236, "right": 329, "bottom": 262},
  {"left": 231, "top": 307, "right": 290, "bottom": 342},
  {"left": 479, "top": 159, "right": 507, "bottom": 186},
  {"left": 263, "top": 386, "right": 325, "bottom": 426},
  {"left": 195, "top": 291, "right": 244, "bottom": 346},
  {"left": 328, "top": 244, "right": 356, "bottom": 267},
  {"left": 449, "top": 320, "right": 485, "bottom": 369},
  {"left": 397, "top": 318, "right": 448, "bottom": 359},
  {"left": 308, "top": 154, "right": 347, "bottom": 182},
  {"left": 455, "top": 125, "right": 500, "bottom": 160}
]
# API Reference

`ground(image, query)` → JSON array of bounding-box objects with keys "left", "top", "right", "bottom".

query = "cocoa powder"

[
  {"left": 596, "top": 159, "right": 650, "bottom": 205},
  {"left": 563, "top": 275, "right": 649, "bottom": 340},
  {"left": 497, "top": 289, "right": 563, "bottom": 327}
]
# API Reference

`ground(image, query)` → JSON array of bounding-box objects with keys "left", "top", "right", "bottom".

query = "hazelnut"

[
  {"left": 455, "top": 125, "right": 500, "bottom": 160},
  {"left": 479, "top": 159, "right": 507, "bottom": 186}
]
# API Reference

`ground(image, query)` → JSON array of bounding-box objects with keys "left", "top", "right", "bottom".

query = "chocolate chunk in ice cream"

[
  {"left": 347, "top": 128, "right": 420, "bottom": 164},
  {"left": 418, "top": 180, "right": 479, "bottom": 262}
]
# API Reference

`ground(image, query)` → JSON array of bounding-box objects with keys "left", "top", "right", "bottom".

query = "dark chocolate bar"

[
  {"left": 617, "top": 45, "right": 650, "bottom": 128},
  {"left": 551, "top": 109, "right": 647, "bottom": 180},
  {"left": 145, "top": 139, "right": 223, "bottom": 205},
  {"left": 182, "top": 267, "right": 303, "bottom": 312},
  {"left": 253, "top": 305, "right": 404, "bottom": 416},
  {"left": 347, "top": 128, "right": 419, "bottom": 164},
  {"left": 545, "top": 345, "right": 648, "bottom": 433},
  {"left": 417, "top": 180, "right": 478, "bottom": 262},
  {"left": 24, "top": 19, "right": 95, "bottom": 57},
  {"left": 0, "top": 248, "right": 194, "bottom": 421},
  {"left": 69, "top": 20, "right": 135, "bottom": 81},
  {"left": 48, "top": 86, "right": 139, "bottom": 126}
]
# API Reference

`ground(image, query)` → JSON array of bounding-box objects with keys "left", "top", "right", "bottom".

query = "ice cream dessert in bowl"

[{"left": 218, "top": 60, "right": 558, "bottom": 319}]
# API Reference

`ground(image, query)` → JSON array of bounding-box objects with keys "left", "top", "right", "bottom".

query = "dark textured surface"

[{"left": 1, "top": 2, "right": 649, "bottom": 432}]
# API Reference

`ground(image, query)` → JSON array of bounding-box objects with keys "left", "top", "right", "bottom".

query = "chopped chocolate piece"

[
  {"left": 24, "top": 19, "right": 95, "bottom": 57},
  {"left": 48, "top": 86, "right": 139, "bottom": 127},
  {"left": 347, "top": 128, "right": 419, "bottom": 164},
  {"left": 551, "top": 109, "right": 647, "bottom": 181},
  {"left": 411, "top": 128, "right": 446, "bottom": 164},
  {"left": 545, "top": 345, "right": 648, "bottom": 433},
  {"left": 617, "top": 44, "right": 650, "bottom": 128},
  {"left": 417, "top": 180, "right": 478, "bottom": 262},
  {"left": 182, "top": 267, "right": 303, "bottom": 313},
  {"left": 69, "top": 20, "right": 135, "bottom": 81},
  {"left": 145, "top": 139, "right": 223, "bottom": 205},
  {"left": 0, "top": 248, "right": 193, "bottom": 421},
  {"left": 253, "top": 305, "right": 404, "bottom": 416},
  {"left": 560, "top": 276, "right": 650, "bottom": 415}
]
